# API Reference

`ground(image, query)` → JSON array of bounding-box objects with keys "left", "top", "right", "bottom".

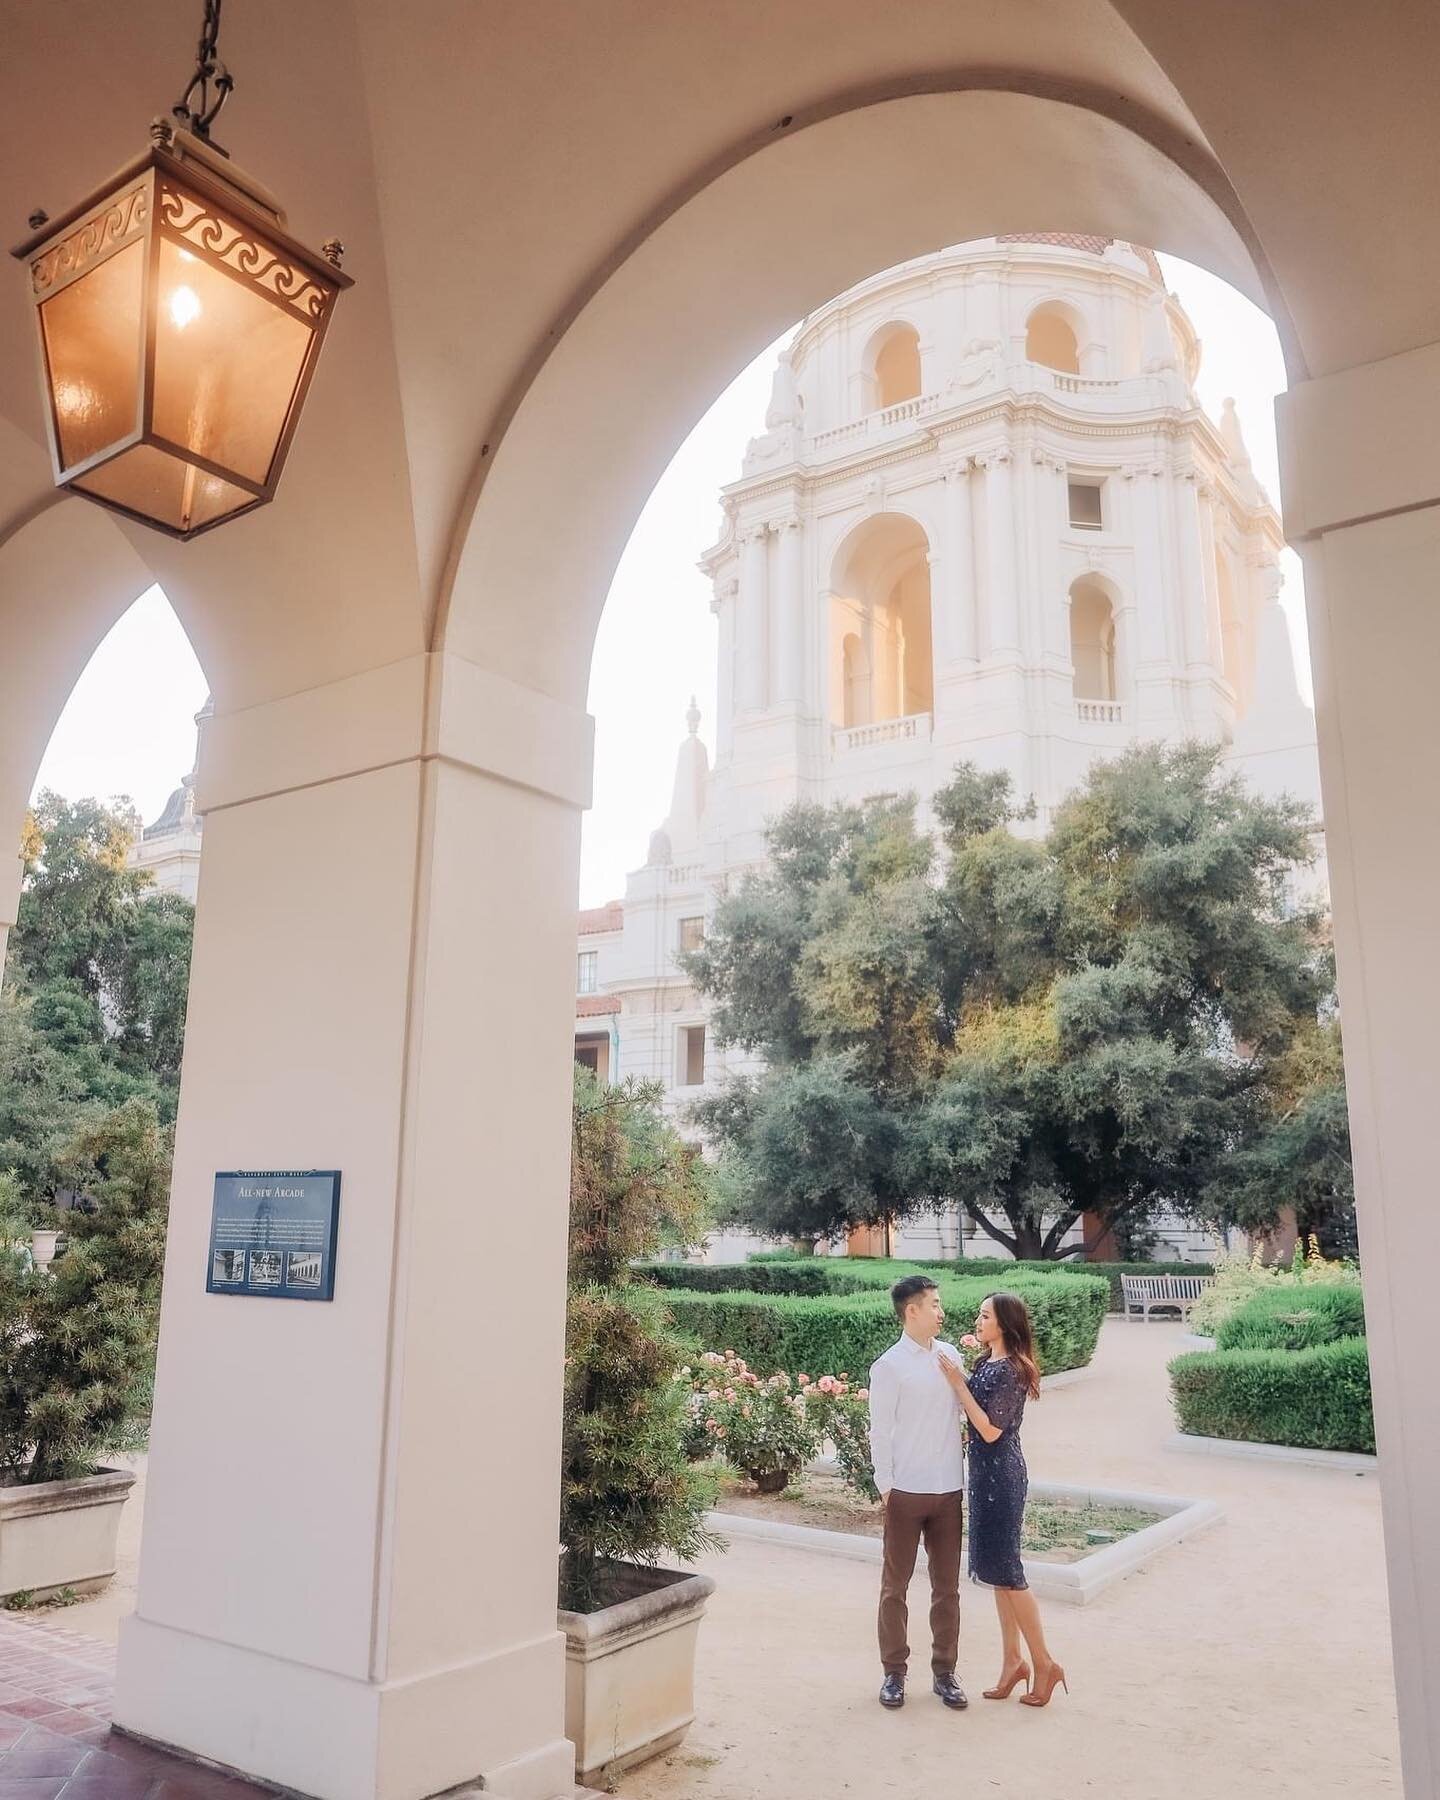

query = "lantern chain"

[{"left": 172, "top": 0, "right": 234, "bottom": 144}]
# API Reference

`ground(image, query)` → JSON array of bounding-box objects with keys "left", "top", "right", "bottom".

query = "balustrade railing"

[
  {"left": 832, "top": 712, "right": 932, "bottom": 753},
  {"left": 1074, "top": 698, "right": 1126, "bottom": 724}
]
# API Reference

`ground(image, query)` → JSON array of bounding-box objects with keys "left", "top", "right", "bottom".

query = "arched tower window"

[
  {"left": 829, "top": 514, "right": 934, "bottom": 730},
  {"left": 862, "top": 323, "right": 922, "bottom": 412},
  {"left": 1026, "top": 303, "right": 1082, "bottom": 374},
  {"left": 1070, "top": 577, "right": 1117, "bottom": 701}
]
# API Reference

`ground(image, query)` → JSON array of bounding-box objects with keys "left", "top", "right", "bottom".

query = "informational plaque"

[{"left": 206, "top": 1170, "right": 341, "bottom": 1302}]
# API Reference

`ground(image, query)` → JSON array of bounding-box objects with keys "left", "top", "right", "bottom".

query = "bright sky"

[{"left": 33, "top": 251, "right": 1309, "bottom": 907}]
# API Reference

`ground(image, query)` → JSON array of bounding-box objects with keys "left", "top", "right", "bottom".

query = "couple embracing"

[{"left": 866, "top": 1274, "right": 1067, "bottom": 1713}]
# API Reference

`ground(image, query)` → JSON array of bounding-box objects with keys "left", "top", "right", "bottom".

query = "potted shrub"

[
  {"left": 0, "top": 1102, "right": 166, "bottom": 1601},
  {"left": 559, "top": 1073, "right": 722, "bottom": 1790}
]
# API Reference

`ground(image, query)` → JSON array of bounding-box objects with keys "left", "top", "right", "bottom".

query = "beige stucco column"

[
  {"left": 0, "top": 852, "right": 22, "bottom": 978},
  {"left": 114, "top": 652, "right": 587, "bottom": 1800},
  {"left": 1278, "top": 337, "right": 1440, "bottom": 1800}
]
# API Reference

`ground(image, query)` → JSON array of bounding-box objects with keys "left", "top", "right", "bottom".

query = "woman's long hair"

[{"left": 982, "top": 1291, "right": 1042, "bottom": 1399}]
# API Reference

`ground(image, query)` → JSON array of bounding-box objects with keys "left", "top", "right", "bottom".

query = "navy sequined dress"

[{"left": 965, "top": 1356, "right": 1030, "bottom": 1590}]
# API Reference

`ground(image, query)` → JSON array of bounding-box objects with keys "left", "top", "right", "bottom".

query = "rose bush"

[
  {"left": 684, "top": 1350, "right": 904, "bottom": 1501},
  {"left": 682, "top": 1351, "right": 819, "bottom": 1492}
]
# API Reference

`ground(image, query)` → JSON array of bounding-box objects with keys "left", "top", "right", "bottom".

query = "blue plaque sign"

[{"left": 206, "top": 1170, "right": 341, "bottom": 1301}]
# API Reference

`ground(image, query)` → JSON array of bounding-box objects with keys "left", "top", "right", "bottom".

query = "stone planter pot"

[
  {"left": 0, "top": 1466, "right": 136, "bottom": 1601},
  {"left": 29, "top": 1229, "right": 59, "bottom": 1271},
  {"left": 558, "top": 1561, "right": 716, "bottom": 1790}
]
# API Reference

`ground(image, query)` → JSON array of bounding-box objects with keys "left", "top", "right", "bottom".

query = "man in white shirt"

[{"left": 867, "top": 1274, "right": 968, "bottom": 1711}]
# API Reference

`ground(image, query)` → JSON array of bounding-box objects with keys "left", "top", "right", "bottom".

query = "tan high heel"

[
  {"left": 982, "top": 1662, "right": 1031, "bottom": 1700},
  {"left": 1019, "top": 1662, "right": 1068, "bottom": 1708}
]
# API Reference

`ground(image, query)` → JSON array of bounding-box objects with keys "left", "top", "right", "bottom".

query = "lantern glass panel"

[
  {"left": 72, "top": 441, "right": 258, "bottom": 534},
  {"left": 152, "top": 238, "right": 314, "bottom": 487},
  {"left": 39, "top": 239, "right": 144, "bottom": 470}
]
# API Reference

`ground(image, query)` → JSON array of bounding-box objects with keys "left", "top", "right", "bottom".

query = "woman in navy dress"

[{"left": 942, "top": 1291, "right": 1068, "bottom": 1708}]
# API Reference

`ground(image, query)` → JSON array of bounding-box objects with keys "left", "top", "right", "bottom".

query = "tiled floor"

[{"left": 0, "top": 1613, "right": 279, "bottom": 1798}]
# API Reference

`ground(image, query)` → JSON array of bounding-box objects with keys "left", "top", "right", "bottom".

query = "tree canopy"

[
  {"left": 1, "top": 793, "right": 194, "bottom": 1211},
  {"left": 685, "top": 744, "right": 1349, "bottom": 1258}
]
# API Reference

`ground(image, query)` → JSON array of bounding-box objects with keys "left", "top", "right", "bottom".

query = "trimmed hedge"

[
  {"left": 1216, "top": 1283, "right": 1366, "bottom": 1352},
  {"left": 662, "top": 1267, "right": 1107, "bottom": 1381},
  {"left": 637, "top": 1261, "right": 834, "bottom": 1297},
  {"left": 910, "top": 1256, "right": 1215, "bottom": 1313},
  {"left": 1168, "top": 1338, "right": 1374, "bottom": 1453},
  {"left": 676, "top": 1253, "right": 1215, "bottom": 1313}
]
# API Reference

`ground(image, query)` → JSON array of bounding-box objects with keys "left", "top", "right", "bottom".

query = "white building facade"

[
  {"left": 126, "top": 697, "right": 211, "bottom": 904},
  {"left": 576, "top": 234, "right": 1325, "bottom": 1259}
]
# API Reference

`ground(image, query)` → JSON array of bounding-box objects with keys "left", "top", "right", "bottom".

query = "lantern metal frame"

[{"left": 11, "top": 121, "right": 353, "bottom": 541}]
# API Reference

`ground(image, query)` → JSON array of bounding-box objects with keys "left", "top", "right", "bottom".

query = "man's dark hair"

[{"left": 890, "top": 1274, "right": 939, "bottom": 1320}]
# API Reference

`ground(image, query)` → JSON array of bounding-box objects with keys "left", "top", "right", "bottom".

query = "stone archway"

[{"left": 0, "top": 6, "right": 1433, "bottom": 1796}]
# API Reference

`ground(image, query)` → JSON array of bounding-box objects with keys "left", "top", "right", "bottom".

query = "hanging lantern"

[{"left": 10, "top": 2, "right": 352, "bottom": 540}]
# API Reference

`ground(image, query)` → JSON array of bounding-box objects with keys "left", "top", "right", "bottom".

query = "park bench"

[{"left": 1120, "top": 1272, "right": 1214, "bottom": 1323}]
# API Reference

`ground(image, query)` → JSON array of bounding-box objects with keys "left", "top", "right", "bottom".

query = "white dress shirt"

[{"left": 867, "top": 1332, "right": 966, "bottom": 1495}]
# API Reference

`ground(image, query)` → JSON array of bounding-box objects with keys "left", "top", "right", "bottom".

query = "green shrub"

[
  {"left": 1168, "top": 1338, "right": 1374, "bottom": 1453},
  {"left": 665, "top": 1267, "right": 1106, "bottom": 1380},
  {"left": 1216, "top": 1283, "right": 1366, "bottom": 1352},
  {"left": 562, "top": 1075, "right": 720, "bottom": 1613},
  {"left": 638, "top": 1261, "right": 834, "bottom": 1297},
  {"left": 1188, "top": 1241, "right": 1360, "bottom": 1336},
  {"left": 0, "top": 1100, "right": 169, "bottom": 1484}
]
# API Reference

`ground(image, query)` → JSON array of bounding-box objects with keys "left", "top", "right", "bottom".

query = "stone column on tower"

[
  {"left": 711, "top": 574, "right": 738, "bottom": 765},
  {"left": 945, "top": 460, "right": 976, "bottom": 663},
  {"left": 978, "top": 448, "right": 1019, "bottom": 657},
  {"left": 1125, "top": 462, "right": 1181, "bottom": 728},
  {"left": 1172, "top": 468, "right": 1219, "bottom": 716},
  {"left": 737, "top": 523, "right": 770, "bottom": 712},
  {"left": 1033, "top": 450, "right": 1071, "bottom": 668},
  {"left": 773, "top": 514, "right": 805, "bottom": 703}
]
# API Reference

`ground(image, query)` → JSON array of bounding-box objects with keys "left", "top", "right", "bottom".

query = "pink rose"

[
  {"left": 857, "top": 1388, "right": 870, "bottom": 1401},
  {"left": 960, "top": 1334, "right": 981, "bottom": 1349},
  {"left": 798, "top": 1374, "right": 811, "bottom": 1386}
]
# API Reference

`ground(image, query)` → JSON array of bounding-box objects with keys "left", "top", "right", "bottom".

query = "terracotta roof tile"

[{"left": 578, "top": 901, "right": 624, "bottom": 936}]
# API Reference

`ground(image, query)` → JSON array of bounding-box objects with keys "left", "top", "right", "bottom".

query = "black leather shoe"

[
  {"left": 879, "top": 1673, "right": 905, "bottom": 1709},
  {"left": 933, "top": 1672, "right": 969, "bottom": 1710}
]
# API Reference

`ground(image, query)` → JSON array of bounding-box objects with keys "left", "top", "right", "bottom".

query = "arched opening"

[
  {"left": 1026, "top": 301, "right": 1083, "bottom": 373},
  {"left": 828, "top": 513, "right": 933, "bottom": 729},
  {"left": 1069, "top": 575, "right": 1118, "bottom": 701},
  {"left": 863, "top": 321, "right": 922, "bottom": 412}
]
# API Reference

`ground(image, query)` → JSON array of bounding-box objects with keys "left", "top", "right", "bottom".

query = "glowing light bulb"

[{"left": 169, "top": 285, "right": 202, "bottom": 329}]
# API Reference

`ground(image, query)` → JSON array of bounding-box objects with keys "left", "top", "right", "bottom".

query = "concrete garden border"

[
  {"left": 1167, "top": 1433, "right": 1377, "bottom": 1474},
  {"left": 707, "top": 1476, "right": 1221, "bottom": 1605}
]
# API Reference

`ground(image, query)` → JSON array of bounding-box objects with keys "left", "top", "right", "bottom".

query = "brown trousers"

[{"left": 878, "top": 1488, "right": 963, "bottom": 1677}]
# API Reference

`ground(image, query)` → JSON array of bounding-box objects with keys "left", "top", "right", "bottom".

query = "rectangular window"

[
  {"left": 680, "top": 1024, "right": 706, "bottom": 1087},
  {"left": 1068, "top": 479, "right": 1104, "bottom": 530},
  {"left": 577, "top": 951, "right": 598, "bottom": 995},
  {"left": 574, "top": 1042, "right": 600, "bottom": 1073},
  {"left": 678, "top": 915, "right": 705, "bottom": 954}
]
